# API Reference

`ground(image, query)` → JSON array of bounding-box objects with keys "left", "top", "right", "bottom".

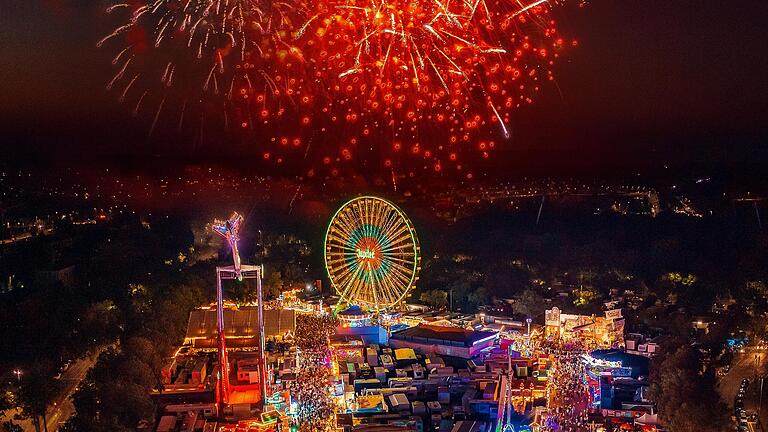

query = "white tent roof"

[{"left": 635, "top": 413, "right": 658, "bottom": 425}]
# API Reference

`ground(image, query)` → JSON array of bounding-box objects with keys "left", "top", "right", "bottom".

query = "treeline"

[
  {"left": 62, "top": 272, "right": 208, "bottom": 431},
  {"left": 413, "top": 203, "right": 768, "bottom": 315},
  {"left": 61, "top": 222, "right": 322, "bottom": 430},
  {"left": 0, "top": 214, "right": 203, "bottom": 431},
  {"left": 648, "top": 339, "right": 730, "bottom": 432}
]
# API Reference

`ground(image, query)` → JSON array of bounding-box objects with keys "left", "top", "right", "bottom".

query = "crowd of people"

[
  {"left": 541, "top": 341, "right": 598, "bottom": 432},
  {"left": 292, "top": 314, "right": 338, "bottom": 432}
]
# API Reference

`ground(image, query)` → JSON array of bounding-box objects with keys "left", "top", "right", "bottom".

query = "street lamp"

[
  {"left": 759, "top": 375, "right": 764, "bottom": 419},
  {"left": 13, "top": 369, "right": 21, "bottom": 382}
]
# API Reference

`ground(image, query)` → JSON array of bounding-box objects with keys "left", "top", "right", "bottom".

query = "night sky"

[{"left": 2, "top": 0, "right": 768, "bottom": 173}]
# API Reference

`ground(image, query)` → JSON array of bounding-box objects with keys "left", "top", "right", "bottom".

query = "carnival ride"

[
  {"left": 213, "top": 213, "right": 244, "bottom": 279},
  {"left": 324, "top": 196, "right": 420, "bottom": 313},
  {"left": 212, "top": 212, "right": 267, "bottom": 409}
]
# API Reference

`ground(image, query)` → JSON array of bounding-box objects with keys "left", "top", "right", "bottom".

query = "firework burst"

[
  {"left": 101, "top": 0, "right": 580, "bottom": 173},
  {"left": 293, "top": 0, "right": 576, "bottom": 170},
  {"left": 100, "top": 0, "right": 304, "bottom": 134}
]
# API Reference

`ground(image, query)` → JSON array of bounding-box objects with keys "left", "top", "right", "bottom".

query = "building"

[
  {"left": 335, "top": 305, "right": 389, "bottom": 345},
  {"left": 389, "top": 324, "right": 497, "bottom": 359},
  {"left": 184, "top": 305, "right": 296, "bottom": 349},
  {"left": 338, "top": 305, "right": 373, "bottom": 327},
  {"left": 581, "top": 350, "right": 655, "bottom": 422},
  {"left": 544, "top": 307, "right": 624, "bottom": 348},
  {"left": 624, "top": 333, "right": 663, "bottom": 357}
]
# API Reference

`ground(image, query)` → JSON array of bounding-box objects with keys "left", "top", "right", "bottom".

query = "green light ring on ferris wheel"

[{"left": 324, "top": 196, "right": 420, "bottom": 312}]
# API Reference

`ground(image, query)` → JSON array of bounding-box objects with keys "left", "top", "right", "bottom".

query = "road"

[
  {"left": 0, "top": 232, "right": 32, "bottom": 245},
  {"left": 0, "top": 347, "right": 106, "bottom": 432},
  {"left": 720, "top": 347, "right": 767, "bottom": 432},
  {"left": 43, "top": 349, "right": 100, "bottom": 432},
  {"left": 720, "top": 348, "right": 766, "bottom": 405}
]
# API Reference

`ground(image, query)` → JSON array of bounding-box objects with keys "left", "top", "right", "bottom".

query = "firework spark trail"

[
  {"left": 178, "top": 100, "right": 193, "bottom": 132},
  {"left": 488, "top": 100, "right": 510, "bottom": 138},
  {"left": 112, "top": 45, "right": 132, "bottom": 65},
  {"left": 288, "top": 0, "right": 572, "bottom": 167},
  {"left": 511, "top": 0, "right": 548, "bottom": 18},
  {"left": 106, "top": 3, "right": 130, "bottom": 13},
  {"left": 120, "top": 74, "right": 140, "bottom": 102},
  {"left": 107, "top": 57, "right": 132, "bottom": 90},
  {"left": 133, "top": 91, "right": 148, "bottom": 117},
  {"left": 102, "top": 0, "right": 302, "bottom": 103},
  {"left": 391, "top": 168, "right": 398, "bottom": 191},
  {"left": 149, "top": 97, "right": 166, "bottom": 137},
  {"left": 288, "top": 184, "right": 301, "bottom": 214}
]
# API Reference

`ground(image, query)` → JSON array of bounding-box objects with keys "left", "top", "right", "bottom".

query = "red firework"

[
  {"left": 289, "top": 0, "right": 575, "bottom": 165},
  {"left": 103, "top": 0, "right": 579, "bottom": 172}
]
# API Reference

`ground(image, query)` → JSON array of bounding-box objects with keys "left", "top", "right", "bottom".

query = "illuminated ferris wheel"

[{"left": 325, "top": 196, "right": 420, "bottom": 312}]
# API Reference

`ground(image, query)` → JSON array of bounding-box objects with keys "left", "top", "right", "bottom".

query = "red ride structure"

[{"left": 212, "top": 213, "right": 268, "bottom": 411}]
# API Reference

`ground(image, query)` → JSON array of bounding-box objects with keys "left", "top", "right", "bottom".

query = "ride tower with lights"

[
  {"left": 496, "top": 320, "right": 539, "bottom": 432},
  {"left": 498, "top": 370, "right": 517, "bottom": 432},
  {"left": 212, "top": 213, "right": 267, "bottom": 411}
]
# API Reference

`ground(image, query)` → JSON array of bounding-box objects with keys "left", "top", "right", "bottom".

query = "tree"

[
  {"left": 648, "top": 344, "right": 729, "bottom": 432},
  {"left": 101, "top": 381, "right": 153, "bottom": 428},
  {"left": 17, "top": 362, "right": 60, "bottom": 432},
  {"left": 75, "top": 300, "right": 122, "bottom": 349},
  {"left": 0, "top": 387, "right": 15, "bottom": 412},
  {"left": 511, "top": 289, "right": 543, "bottom": 317},
  {"left": 572, "top": 287, "right": 599, "bottom": 309},
  {"left": 1, "top": 422, "right": 23, "bottom": 432},
  {"left": 445, "top": 278, "right": 472, "bottom": 311},
  {"left": 124, "top": 336, "right": 164, "bottom": 377},
  {"left": 231, "top": 270, "right": 283, "bottom": 303},
  {"left": 263, "top": 270, "right": 283, "bottom": 299},
  {"left": 467, "top": 287, "right": 490, "bottom": 311},
  {"left": 419, "top": 290, "right": 448, "bottom": 309},
  {"left": 282, "top": 263, "right": 305, "bottom": 286},
  {"left": 483, "top": 264, "right": 531, "bottom": 299},
  {"left": 117, "top": 357, "right": 156, "bottom": 390},
  {"left": 749, "top": 314, "right": 768, "bottom": 341},
  {"left": 67, "top": 351, "right": 154, "bottom": 431}
]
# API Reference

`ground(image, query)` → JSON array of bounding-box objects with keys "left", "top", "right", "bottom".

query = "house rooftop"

[{"left": 391, "top": 324, "right": 496, "bottom": 348}]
